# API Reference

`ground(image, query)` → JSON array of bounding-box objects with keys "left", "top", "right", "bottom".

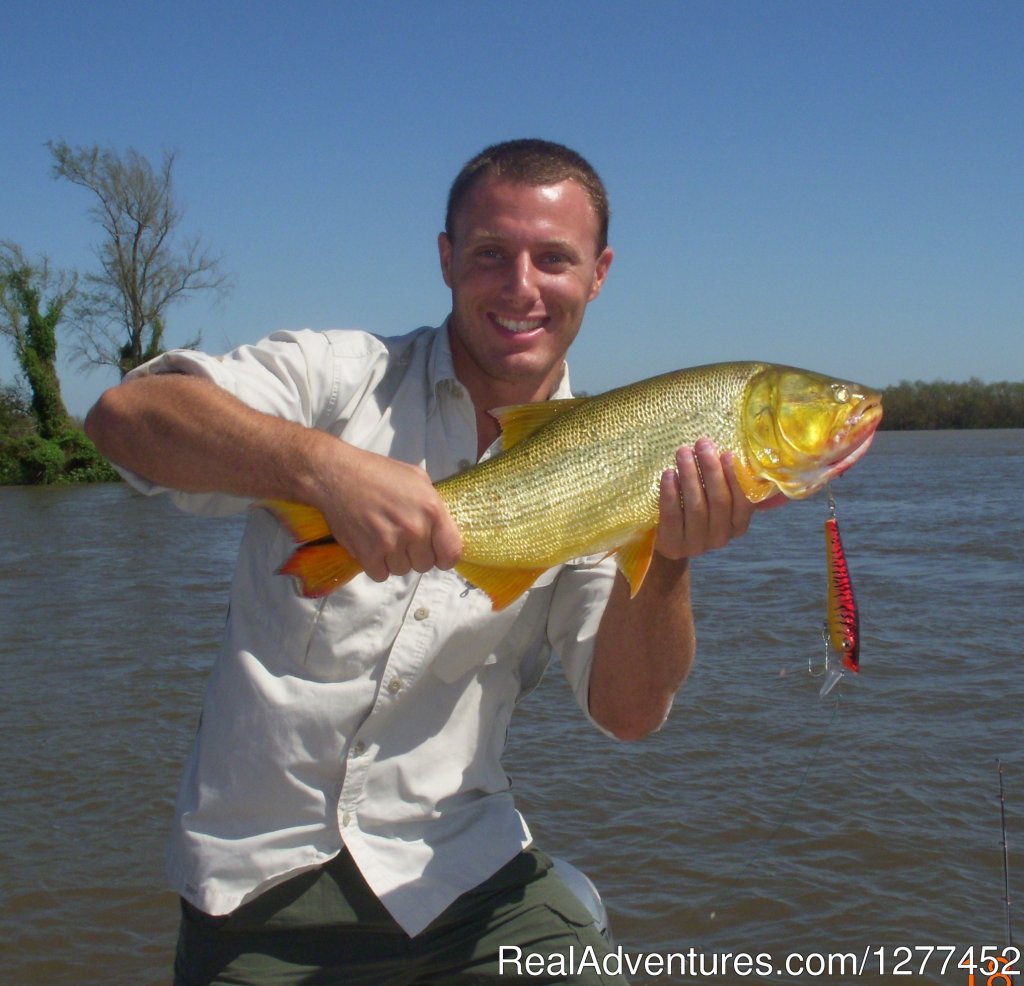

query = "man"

[{"left": 86, "top": 139, "right": 768, "bottom": 984}]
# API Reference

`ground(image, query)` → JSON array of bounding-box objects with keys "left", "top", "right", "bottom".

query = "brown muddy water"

[{"left": 1, "top": 430, "right": 1022, "bottom": 984}]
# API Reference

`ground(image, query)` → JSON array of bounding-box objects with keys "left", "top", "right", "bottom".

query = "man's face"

[{"left": 438, "top": 176, "right": 613, "bottom": 407}]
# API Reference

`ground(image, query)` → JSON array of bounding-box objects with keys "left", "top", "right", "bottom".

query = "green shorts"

[{"left": 173, "top": 847, "right": 627, "bottom": 985}]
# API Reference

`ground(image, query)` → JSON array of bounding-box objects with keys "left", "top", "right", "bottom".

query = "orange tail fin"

[
  {"left": 262, "top": 499, "right": 333, "bottom": 543},
  {"left": 278, "top": 543, "right": 364, "bottom": 598},
  {"left": 261, "top": 500, "right": 364, "bottom": 597}
]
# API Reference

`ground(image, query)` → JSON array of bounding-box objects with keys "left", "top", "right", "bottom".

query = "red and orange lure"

[{"left": 823, "top": 488, "right": 859, "bottom": 673}]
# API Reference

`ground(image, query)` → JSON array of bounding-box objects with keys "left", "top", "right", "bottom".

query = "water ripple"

[{"left": 2, "top": 432, "right": 1022, "bottom": 981}]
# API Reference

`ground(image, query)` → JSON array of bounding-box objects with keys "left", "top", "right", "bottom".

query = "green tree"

[
  {"left": 0, "top": 243, "right": 118, "bottom": 484},
  {"left": 0, "top": 242, "right": 76, "bottom": 439},
  {"left": 49, "top": 140, "right": 228, "bottom": 376}
]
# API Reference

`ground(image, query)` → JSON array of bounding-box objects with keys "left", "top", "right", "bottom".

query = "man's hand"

[
  {"left": 654, "top": 438, "right": 785, "bottom": 560},
  {"left": 311, "top": 445, "right": 463, "bottom": 583}
]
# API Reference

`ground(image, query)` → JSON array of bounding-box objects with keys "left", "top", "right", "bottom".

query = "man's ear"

[
  {"left": 438, "top": 232, "right": 454, "bottom": 288},
  {"left": 588, "top": 246, "right": 614, "bottom": 302}
]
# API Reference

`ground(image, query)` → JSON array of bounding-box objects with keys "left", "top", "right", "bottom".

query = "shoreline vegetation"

[
  {"left": 0, "top": 384, "right": 118, "bottom": 485},
  {"left": 1, "top": 377, "right": 1020, "bottom": 487},
  {"left": 876, "top": 378, "right": 1024, "bottom": 431}
]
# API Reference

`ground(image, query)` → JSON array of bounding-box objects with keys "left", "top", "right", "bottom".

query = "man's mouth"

[{"left": 493, "top": 315, "right": 545, "bottom": 334}]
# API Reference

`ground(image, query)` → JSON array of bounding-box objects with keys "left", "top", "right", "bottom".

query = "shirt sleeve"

[
  {"left": 546, "top": 555, "right": 619, "bottom": 737},
  {"left": 113, "top": 329, "right": 381, "bottom": 516}
]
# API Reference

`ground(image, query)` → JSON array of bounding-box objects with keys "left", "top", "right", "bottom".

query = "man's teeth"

[{"left": 495, "top": 317, "right": 543, "bottom": 333}]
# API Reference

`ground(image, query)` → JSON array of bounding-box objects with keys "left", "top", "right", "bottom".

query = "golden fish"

[{"left": 266, "top": 362, "right": 882, "bottom": 610}]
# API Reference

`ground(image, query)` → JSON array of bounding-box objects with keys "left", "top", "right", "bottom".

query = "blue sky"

[{"left": 3, "top": 0, "right": 1021, "bottom": 416}]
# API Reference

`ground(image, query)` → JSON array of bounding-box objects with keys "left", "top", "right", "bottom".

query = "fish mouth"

[
  {"left": 824, "top": 398, "right": 883, "bottom": 476},
  {"left": 821, "top": 427, "right": 876, "bottom": 482}
]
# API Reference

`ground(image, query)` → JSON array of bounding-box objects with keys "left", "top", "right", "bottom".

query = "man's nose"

[{"left": 502, "top": 254, "right": 541, "bottom": 303}]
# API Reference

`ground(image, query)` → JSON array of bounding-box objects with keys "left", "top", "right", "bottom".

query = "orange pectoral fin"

[
  {"left": 730, "top": 458, "right": 777, "bottom": 503},
  {"left": 614, "top": 528, "right": 657, "bottom": 598},
  {"left": 279, "top": 543, "right": 364, "bottom": 597},
  {"left": 262, "top": 499, "right": 333, "bottom": 544},
  {"left": 454, "top": 560, "right": 548, "bottom": 612}
]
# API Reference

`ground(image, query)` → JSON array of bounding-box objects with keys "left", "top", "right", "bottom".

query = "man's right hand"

[{"left": 311, "top": 443, "right": 463, "bottom": 583}]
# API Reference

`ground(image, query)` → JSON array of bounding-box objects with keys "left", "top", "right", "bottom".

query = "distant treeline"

[{"left": 879, "top": 379, "right": 1024, "bottom": 430}]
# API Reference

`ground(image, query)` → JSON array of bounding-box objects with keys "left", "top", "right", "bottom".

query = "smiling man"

[
  {"left": 85, "top": 139, "right": 766, "bottom": 985},
  {"left": 440, "top": 164, "right": 612, "bottom": 452}
]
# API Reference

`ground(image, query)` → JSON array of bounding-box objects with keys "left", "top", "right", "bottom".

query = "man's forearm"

[
  {"left": 85, "top": 372, "right": 463, "bottom": 581},
  {"left": 84, "top": 373, "right": 336, "bottom": 504},
  {"left": 585, "top": 442, "right": 779, "bottom": 741},
  {"left": 588, "top": 554, "right": 695, "bottom": 741}
]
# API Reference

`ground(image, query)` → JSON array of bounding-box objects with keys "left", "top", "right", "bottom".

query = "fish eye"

[{"left": 832, "top": 384, "right": 850, "bottom": 404}]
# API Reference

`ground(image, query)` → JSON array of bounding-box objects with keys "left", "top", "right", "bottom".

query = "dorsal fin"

[{"left": 489, "top": 398, "right": 586, "bottom": 449}]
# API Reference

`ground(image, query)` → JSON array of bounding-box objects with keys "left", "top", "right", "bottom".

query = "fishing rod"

[{"left": 997, "top": 758, "right": 1013, "bottom": 950}]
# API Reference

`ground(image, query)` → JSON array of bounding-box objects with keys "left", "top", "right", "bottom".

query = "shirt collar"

[{"left": 429, "top": 317, "right": 459, "bottom": 395}]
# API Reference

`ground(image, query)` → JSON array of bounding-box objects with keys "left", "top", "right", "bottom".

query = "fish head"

[{"left": 742, "top": 365, "right": 883, "bottom": 499}]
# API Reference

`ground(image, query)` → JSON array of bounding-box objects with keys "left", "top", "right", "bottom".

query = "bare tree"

[{"left": 49, "top": 140, "right": 229, "bottom": 376}]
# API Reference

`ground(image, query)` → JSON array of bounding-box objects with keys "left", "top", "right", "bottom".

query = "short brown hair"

[{"left": 445, "top": 139, "right": 610, "bottom": 253}]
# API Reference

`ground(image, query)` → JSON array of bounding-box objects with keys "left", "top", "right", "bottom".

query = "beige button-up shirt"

[{"left": 121, "top": 322, "right": 616, "bottom": 936}]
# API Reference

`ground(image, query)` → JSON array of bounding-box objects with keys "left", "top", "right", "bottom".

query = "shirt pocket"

[
  {"left": 299, "top": 582, "right": 404, "bottom": 682},
  {"left": 429, "top": 568, "right": 559, "bottom": 683}
]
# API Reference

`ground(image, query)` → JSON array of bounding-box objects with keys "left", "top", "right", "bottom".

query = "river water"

[{"left": 1, "top": 430, "right": 1022, "bottom": 984}]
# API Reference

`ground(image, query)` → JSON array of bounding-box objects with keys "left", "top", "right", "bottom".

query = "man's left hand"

[{"left": 654, "top": 438, "right": 786, "bottom": 559}]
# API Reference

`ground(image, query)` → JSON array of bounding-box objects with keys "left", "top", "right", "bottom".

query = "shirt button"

[
  {"left": 413, "top": 606, "right": 429, "bottom": 621},
  {"left": 387, "top": 677, "right": 402, "bottom": 694},
  {"left": 342, "top": 811, "right": 352, "bottom": 826},
  {"left": 351, "top": 741, "right": 365, "bottom": 757},
  {"left": 457, "top": 459, "right": 472, "bottom": 472}
]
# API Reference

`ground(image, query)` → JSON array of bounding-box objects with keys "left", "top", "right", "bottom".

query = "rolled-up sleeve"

[
  {"left": 114, "top": 330, "right": 353, "bottom": 515},
  {"left": 125, "top": 330, "right": 337, "bottom": 422},
  {"left": 546, "top": 555, "right": 618, "bottom": 735}
]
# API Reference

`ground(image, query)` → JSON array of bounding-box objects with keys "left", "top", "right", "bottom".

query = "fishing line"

[{"left": 997, "top": 758, "right": 1014, "bottom": 949}]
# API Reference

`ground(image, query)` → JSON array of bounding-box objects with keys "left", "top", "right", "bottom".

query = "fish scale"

[{"left": 438, "top": 363, "right": 761, "bottom": 567}]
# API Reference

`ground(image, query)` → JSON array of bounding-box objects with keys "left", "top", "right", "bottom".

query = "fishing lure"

[{"left": 824, "top": 488, "right": 859, "bottom": 674}]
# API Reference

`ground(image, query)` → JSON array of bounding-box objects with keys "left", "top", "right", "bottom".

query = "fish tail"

[
  {"left": 262, "top": 499, "right": 334, "bottom": 543},
  {"left": 278, "top": 543, "right": 364, "bottom": 598},
  {"left": 262, "top": 499, "right": 364, "bottom": 597}
]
